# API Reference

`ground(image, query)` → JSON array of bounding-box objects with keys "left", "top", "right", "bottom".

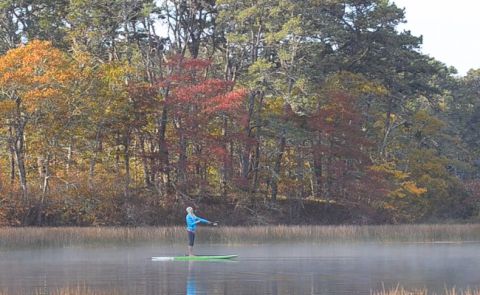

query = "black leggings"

[{"left": 188, "top": 230, "right": 195, "bottom": 246}]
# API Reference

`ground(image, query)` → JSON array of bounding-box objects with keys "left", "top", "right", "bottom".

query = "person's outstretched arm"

[{"left": 194, "top": 216, "right": 211, "bottom": 224}]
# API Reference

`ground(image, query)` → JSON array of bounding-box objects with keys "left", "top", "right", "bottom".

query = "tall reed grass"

[
  {"left": 1, "top": 286, "right": 479, "bottom": 295},
  {"left": 0, "top": 286, "right": 121, "bottom": 295},
  {"left": 0, "top": 224, "right": 479, "bottom": 248},
  {"left": 372, "top": 286, "right": 480, "bottom": 295}
]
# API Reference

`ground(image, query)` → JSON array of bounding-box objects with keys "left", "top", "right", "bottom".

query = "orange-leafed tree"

[{"left": 0, "top": 40, "right": 74, "bottom": 201}]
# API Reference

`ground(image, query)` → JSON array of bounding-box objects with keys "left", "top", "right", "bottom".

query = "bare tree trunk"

[
  {"left": 251, "top": 141, "right": 261, "bottom": 192},
  {"left": 89, "top": 128, "right": 102, "bottom": 187},
  {"left": 115, "top": 148, "right": 120, "bottom": 174},
  {"left": 42, "top": 155, "right": 50, "bottom": 196},
  {"left": 7, "top": 98, "right": 28, "bottom": 201},
  {"left": 220, "top": 116, "right": 229, "bottom": 196},
  {"left": 325, "top": 136, "right": 334, "bottom": 199},
  {"left": 251, "top": 91, "right": 264, "bottom": 193},
  {"left": 158, "top": 104, "right": 171, "bottom": 192},
  {"left": 194, "top": 144, "right": 202, "bottom": 179},
  {"left": 37, "top": 153, "right": 50, "bottom": 225},
  {"left": 149, "top": 140, "right": 157, "bottom": 187},
  {"left": 296, "top": 146, "right": 305, "bottom": 199},
  {"left": 37, "top": 155, "right": 44, "bottom": 186},
  {"left": 66, "top": 142, "right": 72, "bottom": 176},
  {"left": 380, "top": 97, "right": 393, "bottom": 157},
  {"left": 312, "top": 131, "right": 323, "bottom": 198},
  {"left": 9, "top": 126, "right": 15, "bottom": 185},
  {"left": 138, "top": 134, "right": 152, "bottom": 187},
  {"left": 177, "top": 131, "right": 188, "bottom": 189},
  {"left": 124, "top": 130, "right": 131, "bottom": 198},
  {"left": 13, "top": 126, "right": 27, "bottom": 201},
  {"left": 240, "top": 91, "right": 256, "bottom": 184},
  {"left": 174, "top": 114, "right": 188, "bottom": 189},
  {"left": 271, "top": 131, "right": 286, "bottom": 202}
]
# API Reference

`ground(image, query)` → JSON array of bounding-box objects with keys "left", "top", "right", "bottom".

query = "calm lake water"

[{"left": 0, "top": 242, "right": 479, "bottom": 294}]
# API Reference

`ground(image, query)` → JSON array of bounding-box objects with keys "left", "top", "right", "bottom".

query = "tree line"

[{"left": 0, "top": 0, "right": 479, "bottom": 225}]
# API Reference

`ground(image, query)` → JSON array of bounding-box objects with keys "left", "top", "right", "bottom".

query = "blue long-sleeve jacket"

[{"left": 186, "top": 214, "right": 210, "bottom": 232}]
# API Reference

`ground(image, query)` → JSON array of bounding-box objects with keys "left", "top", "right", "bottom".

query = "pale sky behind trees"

[{"left": 393, "top": 0, "right": 480, "bottom": 76}]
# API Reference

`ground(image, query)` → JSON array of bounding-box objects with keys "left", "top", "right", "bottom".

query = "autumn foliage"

[{"left": 0, "top": 0, "right": 479, "bottom": 228}]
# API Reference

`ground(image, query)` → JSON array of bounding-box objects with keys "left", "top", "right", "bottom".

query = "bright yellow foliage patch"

[{"left": 0, "top": 40, "right": 75, "bottom": 116}]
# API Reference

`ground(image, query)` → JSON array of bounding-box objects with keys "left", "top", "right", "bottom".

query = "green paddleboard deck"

[{"left": 152, "top": 255, "right": 237, "bottom": 261}]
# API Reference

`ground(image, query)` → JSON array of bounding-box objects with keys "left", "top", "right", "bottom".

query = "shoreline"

[{"left": 1, "top": 224, "right": 480, "bottom": 248}]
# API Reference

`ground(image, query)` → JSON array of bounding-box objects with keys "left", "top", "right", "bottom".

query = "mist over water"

[{"left": 0, "top": 242, "right": 479, "bottom": 294}]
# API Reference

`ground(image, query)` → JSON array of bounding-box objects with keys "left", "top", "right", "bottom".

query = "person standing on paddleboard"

[{"left": 186, "top": 207, "right": 217, "bottom": 256}]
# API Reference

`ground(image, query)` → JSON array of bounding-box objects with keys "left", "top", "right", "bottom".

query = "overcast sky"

[{"left": 393, "top": 0, "right": 480, "bottom": 76}]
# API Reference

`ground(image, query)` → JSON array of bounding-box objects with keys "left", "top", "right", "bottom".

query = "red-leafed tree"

[
  {"left": 306, "top": 91, "right": 388, "bottom": 207},
  {"left": 157, "top": 55, "right": 246, "bottom": 194}
]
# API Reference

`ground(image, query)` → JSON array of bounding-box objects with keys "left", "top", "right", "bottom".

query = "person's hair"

[{"left": 186, "top": 206, "right": 196, "bottom": 217}]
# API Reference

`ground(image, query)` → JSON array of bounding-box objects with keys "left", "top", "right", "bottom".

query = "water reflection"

[
  {"left": 186, "top": 261, "right": 197, "bottom": 295},
  {"left": 185, "top": 260, "right": 238, "bottom": 295},
  {"left": 0, "top": 243, "right": 479, "bottom": 294}
]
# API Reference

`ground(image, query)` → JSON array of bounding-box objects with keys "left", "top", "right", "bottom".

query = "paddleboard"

[{"left": 151, "top": 255, "right": 238, "bottom": 261}]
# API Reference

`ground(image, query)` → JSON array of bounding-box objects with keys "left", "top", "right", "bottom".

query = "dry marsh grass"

[
  {"left": 0, "top": 224, "right": 479, "bottom": 248},
  {"left": 1, "top": 286, "right": 479, "bottom": 295},
  {"left": 0, "top": 286, "right": 121, "bottom": 295},
  {"left": 372, "top": 286, "right": 480, "bottom": 295}
]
